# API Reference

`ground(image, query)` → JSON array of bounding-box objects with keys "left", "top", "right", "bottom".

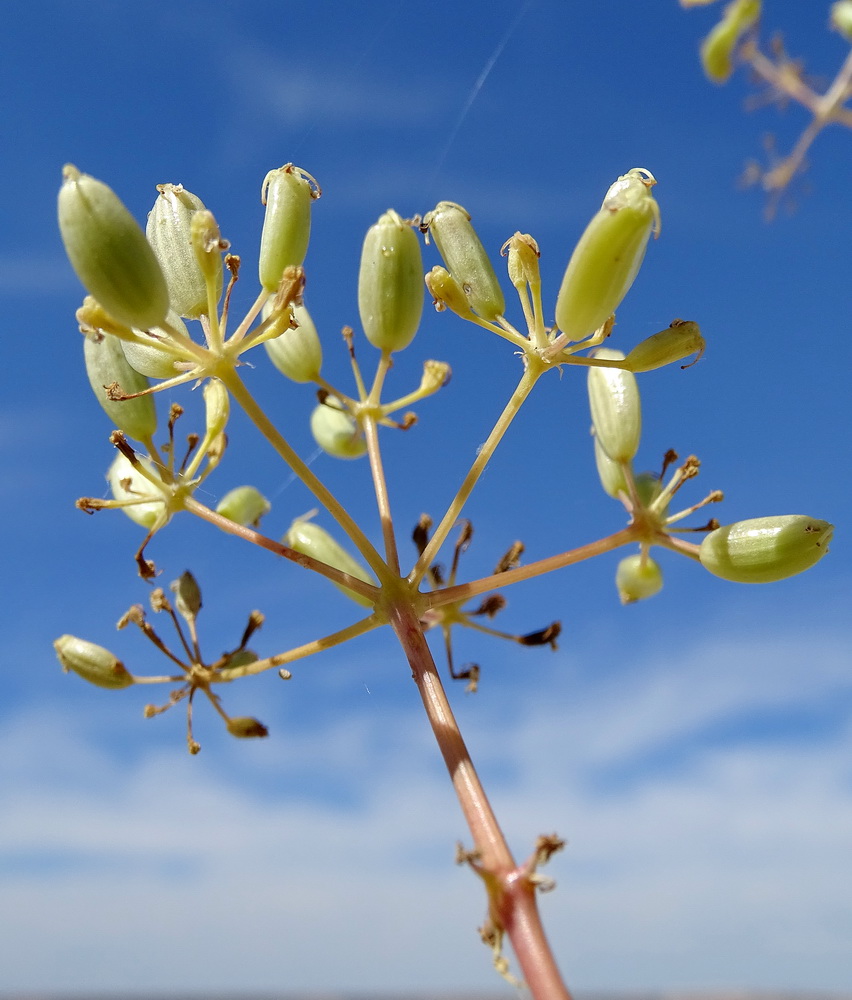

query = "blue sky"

[{"left": 1, "top": 0, "right": 851, "bottom": 994}]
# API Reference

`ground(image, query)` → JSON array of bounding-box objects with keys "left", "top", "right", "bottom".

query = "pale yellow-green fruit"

[
  {"left": 555, "top": 168, "right": 659, "bottom": 342},
  {"left": 358, "top": 210, "right": 424, "bottom": 353},
  {"left": 107, "top": 451, "right": 169, "bottom": 529},
  {"left": 616, "top": 553, "right": 663, "bottom": 604},
  {"left": 624, "top": 320, "right": 705, "bottom": 373},
  {"left": 700, "top": 0, "right": 761, "bottom": 83},
  {"left": 421, "top": 201, "right": 505, "bottom": 321},
  {"left": 259, "top": 164, "right": 317, "bottom": 292},
  {"left": 283, "top": 517, "right": 376, "bottom": 607},
  {"left": 263, "top": 300, "right": 323, "bottom": 382},
  {"left": 59, "top": 165, "right": 169, "bottom": 330},
  {"left": 587, "top": 349, "right": 641, "bottom": 463},
  {"left": 699, "top": 515, "right": 833, "bottom": 583},
  {"left": 123, "top": 311, "right": 191, "bottom": 379},
  {"left": 83, "top": 331, "right": 157, "bottom": 441},
  {"left": 54, "top": 635, "right": 134, "bottom": 689},
  {"left": 216, "top": 486, "right": 271, "bottom": 527},
  {"left": 146, "top": 183, "right": 218, "bottom": 318},
  {"left": 310, "top": 398, "right": 367, "bottom": 459}
]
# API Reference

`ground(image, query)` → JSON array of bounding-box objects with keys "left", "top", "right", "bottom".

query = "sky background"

[{"left": 1, "top": 0, "right": 851, "bottom": 995}]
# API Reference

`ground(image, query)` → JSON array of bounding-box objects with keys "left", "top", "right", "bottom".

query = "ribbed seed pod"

[
  {"left": 587, "top": 348, "right": 641, "bottom": 463},
  {"left": 54, "top": 635, "right": 134, "bottom": 689},
  {"left": 624, "top": 320, "right": 705, "bottom": 372},
  {"left": 203, "top": 379, "right": 230, "bottom": 440},
  {"left": 593, "top": 435, "right": 629, "bottom": 498},
  {"left": 123, "top": 310, "right": 190, "bottom": 379},
  {"left": 310, "top": 398, "right": 367, "bottom": 459},
  {"left": 421, "top": 201, "right": 505, "bottom": 321},
  {"left": 146, "top": 183, "right": 218, "bottom": 318},
  {"left": 259, "top": 164, "right": 318, "bottom": 293},
  {"left": 700, "top": 0, "right": 761, "bottom": 83},
  {"left": 58, "top": 165, "right": 169, "bottom": 330},
  {"left": 83, "top": 332, "right": 157, "bottom": 441},
  {"left": 283, "top": 517, "right": 376, "bottom": 607},
  {"left": 358, "top": 210, "right": 424, "bottom": 353},
  {"left": 616, "top": 553, "right": 663, "bottom": 604},
  {"left": 699, "top": 515, "right": 833, "bottom": 583},
  {"left": 107, "top": 451, "right": 168, "bottom": 529},
  {"left": 216, "top": 485, "right": 271, "bottom": 527},
  {"left": 555, "top": 169, "right": 659, "bottom": 342},
  {"left": 263, "top": 300, "right": 323, "bottom": 382}
]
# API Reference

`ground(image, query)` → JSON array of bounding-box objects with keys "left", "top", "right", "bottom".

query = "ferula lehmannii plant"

[{"left": 55, "top": 163, "right": 833, "bottom": 999}]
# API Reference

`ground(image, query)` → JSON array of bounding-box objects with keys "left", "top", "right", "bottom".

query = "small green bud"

[
  {"left": 123, "top": 311, "right": 191, "bottom": 379},
  {"left": 421, "top": 201, "right": 505, "bottom": 321},
  {"left": 616, "top": 553, "right": 663, "bottom": 604},
  {"left": 147, "top": 183, "right": 219, "bottom": 319},
  {"left": 593, "top": 434, "right": 629, "bottom": 498},
  {"left": 203, "top": 379, "right": 230, "bottom": 440},
  {"left": 83, "top": 331, "right": 157, "bottom": 441},
  {"left": 831, "top": 1, "right": 852, "bottom": 40},
  {"left": 284, "top": 516, "right": 376, "bottom": 607},
  {"left": 54, "top": 634, "right": 134, "bottom": 689},
  {"left": 216, "top": 485, "right": 271, "bottom": 527},
  {"left": 107, "top": 451, "right": 168, "bottom": 529},
  {"left": 226, "top": 716, "right": 269, "bottom": 739},
  {"left": 624, "top": 319, "right": 705, "bottom": 373},
  {"left": 502, "top": 232, "right": 541, "bottom": 291},
  {"left": 263, "top": 300, "right": 323, "bottom": 382},
  {"left": 171, "top": 570, "right": 202, "bottom": 619},
  {"left": 310, "top": 398, "right": 367, "bottom": 459},
  {"left": 358, "top": 210, "right": 424, "bottom": 353},
  {"left": 587, "top": 348, "right": 641, "bottom": 463},
  {"left": 555, "top": 168, "right": 660, "bottom": 342},
  {"left": 700, "top": 0, "right": 761, "bottom": 83},
  {"left": 259, "top": 165, "right": 319, "bottom": 293},
  {"left": 699, "top": 515, "right": 833, "bottom": 583},
  {"left": 190, "top": 210, "right": 228, "bottom": 291},
  {"left": 424, "top": 265, "right": 475, "bottom": 320},
  {"left": 633, "top": 471, "right": 667, "bottom": 513},
  {"left": 58, "top": 165, "right": 169, "bottom": 330}
]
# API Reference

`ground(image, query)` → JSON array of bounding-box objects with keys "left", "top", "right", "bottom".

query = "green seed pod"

[
  {"left": 54, "top": 634, "right": 134, "bottom": 690},
  {"left": 831, "top": 1, "right": 852, "bottom": 41},
  {"left": 421, "top": 201, "right": 505, "bottom": 321},
  {"left": 171, "top": 570, "right": 202, "bottom": 619},
  {"left": 699, "top": 515, "right": 833, "bottom": 583},
  {"left": 58, "top": 165, "right": 170, "bottom": 330},
  {"left": 146, "top": 183, "right": 219, "bottom": 318},
  {"left": 263, "top": 299, "right": 323, "bottom": 382},
  {"left": 226, "top": 716, "right": 269, "bottom": 739},
  {"left": 358, "top": 210, "right": 424, "bottom": 353},
  {"left": 83, "top": 331, "right": 157, "bottom": 441},
  {"left": 310, "top": 398, "right": 367, "bottom": 460},
  {"left": 203, "top": 379, "right": 230, "bottom": 440},
  {"left": 700, "top": 0, "right": 761, "bottom": 83},
  {"left": 624, "top": 319, "right": 705, "bottom": 373},
  {"left": 587, "top": 348, "right": 641, "bottom": 463},
  {"left": 216, "top": 485, "right": 271, "bottom": 527},
  {"left": 616, "top": 553, "right": 663, "bottom": 604},
  {"left": 284, "top": 516, "right": 376, "bottom": 607},
  {"left": 555, "top": 168, "right": 660, "bottom": 342},
  {"left": 259, "top": 164, "right": 318, "bottom": 293},
  {"left": 107, "top": 451, "right": 168, "bottom": 529},
  {"left": 123, "top": 311, "right": 190, "bottom": 379},
  {"left": 633, "top": 471, "right": 667, "bottom": 515}
]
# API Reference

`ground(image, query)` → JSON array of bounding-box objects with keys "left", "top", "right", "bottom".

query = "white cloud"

[{"left": 0, "top": 628, "right": 850, "bottom": 992}]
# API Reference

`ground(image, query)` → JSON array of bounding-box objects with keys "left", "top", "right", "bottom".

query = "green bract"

[
  {"left": 54, "top": 634, "right": 134, "bottom": 690},
  {"left": 263, "top": 301, "right": 323, "bottom": 382},
  {"left": 147, "top": 183, "right": 217, "bottom": 318},
  {"left": 58, "top": 165, "right": 170, "bottom": 330},
  {"left": 587, "top": 348, "right": 641, "bottom": 463},
  {"left": 259, "top": 164, "right": 318, "bottom": 293},
  {"left": 555, "top": 168, "right": 659, "bottom": 343},
  {"left": 421, "top": 201, "right": 505, "bottom": 321},
  {"left": 699, "top": 515, "right": 833, "bottom": 583},
  {"left": 83, "top": 331, "right": 157, "bottom": 441},
  {"left": 283, "top": 517, "right": 376, "bottom": 607},
  {"left": 358, "top": 210, "right": 424, "bottom": 353}
]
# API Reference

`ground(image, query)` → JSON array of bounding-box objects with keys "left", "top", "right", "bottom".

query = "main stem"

[{"left": 388, "top": 600, "right": 572, "bottom": 1000}]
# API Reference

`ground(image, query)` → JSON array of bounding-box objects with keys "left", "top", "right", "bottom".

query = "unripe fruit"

[{"left": 699, "top": 515, "right": 833, "bottom": 583}]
